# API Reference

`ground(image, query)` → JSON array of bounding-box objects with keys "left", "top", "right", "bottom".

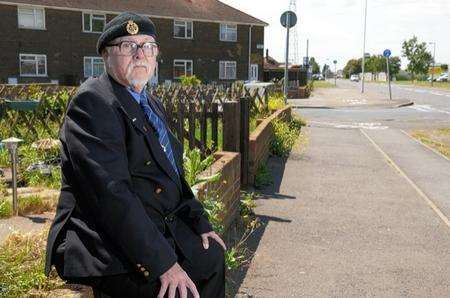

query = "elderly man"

[{"left": 45, "top": 12, "right": 226, "bottom": 298}]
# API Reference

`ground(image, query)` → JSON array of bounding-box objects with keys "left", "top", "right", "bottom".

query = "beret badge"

[{"left": 126, "top": 20, "right": 139, "bottom": 35}]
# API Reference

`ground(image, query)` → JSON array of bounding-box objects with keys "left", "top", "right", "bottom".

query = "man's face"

[{"left": 103, "top": 34, "right": 158, "bottom": 91}]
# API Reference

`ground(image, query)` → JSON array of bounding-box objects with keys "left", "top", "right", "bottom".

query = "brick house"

[{"left": 0, "top": 0, "right": 267, "bottom": 85}]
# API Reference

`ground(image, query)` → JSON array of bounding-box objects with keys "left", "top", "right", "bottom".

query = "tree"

[
  {"left": 343, "top": 59, "right": 361, "bottom": 78},
  {"left": 309, "top": 57, "right": 321, "bottom": 74},
  {"left": 402, "top": 36, "right": 433, "bottom": 80},
  {"left": 442, "top": 64, "right": 448, "bottom": 72},
  {"left": 388, "top": 56, "right": 401, "bottom": 77}
]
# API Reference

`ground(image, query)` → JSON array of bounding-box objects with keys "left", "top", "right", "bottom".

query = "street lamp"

[
  {"left": 361, "top": 0, "right": 368, "bottom": 93},
  {"left": 1, "top": 137, "right": 23, "bottom": 216},
  {"left": 429, "top": 42, "right": 436, "bottom": 87}
]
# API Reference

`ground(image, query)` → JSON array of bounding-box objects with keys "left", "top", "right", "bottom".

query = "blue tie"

[{"left": 139, "top": 94, "right": 179, "bottom": 176}]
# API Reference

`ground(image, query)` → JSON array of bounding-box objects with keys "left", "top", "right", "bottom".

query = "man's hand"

[
  {"left": 158, "top": 262, "right": 199, "bottom": 298},
  {"left": 200, "top": 231, "right": 226, "bottom": 251}
]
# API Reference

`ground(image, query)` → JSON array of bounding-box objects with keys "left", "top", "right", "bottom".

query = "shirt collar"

[{"left": 126, "top": 86, "right": 147, "bottom": 104}]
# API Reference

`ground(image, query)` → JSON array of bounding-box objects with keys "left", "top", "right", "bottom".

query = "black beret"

[{"left": 97, "top": 12, "right": 157, "bottom": 54}]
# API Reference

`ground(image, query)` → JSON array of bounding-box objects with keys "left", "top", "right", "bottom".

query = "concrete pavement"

[
  {"left": 236, "top": 124, "right": 450, "bottom": 297},
  {"left": 288, "top": 82, "right": 413, "bottom": 109}
]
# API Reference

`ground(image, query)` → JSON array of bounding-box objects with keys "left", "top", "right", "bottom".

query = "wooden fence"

[{"left": 0, "top": 83, "right": 273, "bottom": 162}]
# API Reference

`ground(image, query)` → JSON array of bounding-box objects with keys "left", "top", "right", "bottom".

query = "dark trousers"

[{"left": 66, "top": 239, "right": 225, "bottom": 298}]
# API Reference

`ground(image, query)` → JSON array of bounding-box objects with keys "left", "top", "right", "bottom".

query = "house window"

[
  {"left": 84, "top": 57, "right": 105, "bottom": 78},
  {"left": 19, "top": 54, "right": 47, "bottom": 77},
  {"left": 83, "top": 13, "right": 106, "bottom": 33},
  {"left": 174, "top": 20, "right": 193, "bottom": 39},
  {"left": 18, "top": 6, "right": 45, "bottom": 29},
  {"left": 220, "top": 24, "right": 237, "bottom": 42},
  {"left": 219, "top": 61, "right": 236, "bottom": 80},
  {"left": 173, "top": 60, "right": 193, "bottom": 79}
]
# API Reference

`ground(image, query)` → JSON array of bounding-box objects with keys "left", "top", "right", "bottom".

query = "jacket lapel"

[{"left": 104, "top": 74, "right": 182, "bottom": 191}]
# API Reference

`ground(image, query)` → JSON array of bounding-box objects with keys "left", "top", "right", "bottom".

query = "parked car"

[
  {"left": 350, "top": 74, "right": 360, "bottom": 82},
  {"left": 312, "top": 74, "right": 325, "bottom": 81},
  {"left": 436, "top": 73, "right": 448, "bottom": 82}
]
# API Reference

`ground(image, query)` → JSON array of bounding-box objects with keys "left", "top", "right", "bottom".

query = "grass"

[
  {"left": 0, "top": 228, "right": 64, "bottom": 297},
  {"left": 270, "top": 116, "right": 305, "bottom": 157},
  {"left": 313, "top": 80, "right": 336, "bottom": 88},
  {"left": 0, "top": 194, "right": 57, "bottom": 218},
  {"left": 411, "top": 128, "right": 450, "bottom": 158},
  {"left": 373, "top": 80, "right": 450, "bottom": 90}
]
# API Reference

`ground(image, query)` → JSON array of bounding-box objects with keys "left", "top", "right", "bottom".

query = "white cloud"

[{"left": 219, "top": 0, "right": 450, "bottom": 70}]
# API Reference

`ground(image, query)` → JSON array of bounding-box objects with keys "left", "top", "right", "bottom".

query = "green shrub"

[
  {"left": 183, "top": 148, "right": 220, "bottom": 188},
  {"left": 180, "top": 75, "right": 201, "bottom": 86},
  {"left": 271, "top": 116, "right": 305, "bottom": 157},
  {"left": 225, "top": 247, "right": 245, "bottom": 271},
  {"left": 0, "top": 148, "right": 9, "bottom": 167},
  {"left": 0, "top": 197, "right": 12, "bottom": 218},
  {"left": 21, "top": 166, "right": 61, "bottom": 189},
  {"left": 202, "top": 194, "right": 225, "bottom": 235},
  {"left": 255, "top": 163, "right": 272, "bottom": 188},
  {"left": 267, "top": 92, "right": 286, "bottom": 111}
]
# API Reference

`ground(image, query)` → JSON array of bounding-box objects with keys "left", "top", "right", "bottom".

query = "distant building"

[{"left": 0, "top": 0, "right": 267, "bottom": 85}]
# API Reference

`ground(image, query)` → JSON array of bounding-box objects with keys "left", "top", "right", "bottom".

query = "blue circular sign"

[
  {"left": 280, "top": 11, "right": 297, "bottom": 28},
  {"left": 383, "top": 49, "right": 391, "bottom": 57}
]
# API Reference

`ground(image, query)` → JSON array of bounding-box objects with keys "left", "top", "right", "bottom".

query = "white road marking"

[
  {"left": 408, "top": 104, "right": 450, "bottom": 115},
  {"left": 310, "top": 120, "right": 388, "bottom": 130},
  {"left": 360, "top": 129, "right": 450, "bottom": 229}
]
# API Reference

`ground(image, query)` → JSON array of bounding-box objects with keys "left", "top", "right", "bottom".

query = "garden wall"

[
  {"left": 248, "top": 106, "right": 292, "bottom": 185},
  {"left": 196, "top": 151, "right": 241, "bottom": 232}
]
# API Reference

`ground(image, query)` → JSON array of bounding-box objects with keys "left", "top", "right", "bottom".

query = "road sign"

[
  {"left": 383, "top": 49, "right": 391, "bottom": 58},
  {"left": 364, "top": 53, "right": 370, "bottom": 58},
  {"left": 280, "top": 11, "right": 297, "bottom": 28}
]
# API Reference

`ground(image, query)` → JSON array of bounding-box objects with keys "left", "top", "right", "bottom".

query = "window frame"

[
  {"left": 17, "top": 6, "right": 46, "bottom": 30},
  {"left": 219, "top": 23, "right": 237, "bottom": 42},
  {"left": 219, "top": 61, "right": 237, "bottom": 80},
  {"left": 19, "top": 53, "right": 47, "bottom": 77},
  {"left": 173, "top": 59, "right": 194, "bottom": 79},
  {"left": 173, "top": 19, "right": 193, "bottom": 39},
  {"left": 82, "top": 12, "right": 106, "bottom": 33},
  {"left": 83, "top": 56, "right": 105, "bottom": 78}
]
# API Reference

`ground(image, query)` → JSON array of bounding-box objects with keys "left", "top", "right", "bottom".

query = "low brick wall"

[
  {"left": 248, "top": 106, "right": 292, "bottom": 185},
  {"left": 196, "top": 151, "right": 241, "bottom": 232}
]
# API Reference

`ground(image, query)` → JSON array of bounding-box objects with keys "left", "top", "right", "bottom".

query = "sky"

[{"left": 219, "top": 0, "right": 450, "bottom": 70}]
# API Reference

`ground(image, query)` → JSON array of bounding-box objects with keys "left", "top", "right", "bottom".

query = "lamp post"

[
  {"left": 1, "top": 137, "right": 23, "bottom": 216},
  {"left": 361, "top": 0, "right": 368, "bottom": 93},
  {"left": 429, "top": 42, "right": 436, "bottom": 87},
  {"left": 333, "top": 60, "right": 337, "bottom": 86}
]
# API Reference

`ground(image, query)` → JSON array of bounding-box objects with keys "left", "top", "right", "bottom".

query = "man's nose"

[{"left": 134, "top": 47, "right": 145, "bottom": 60}]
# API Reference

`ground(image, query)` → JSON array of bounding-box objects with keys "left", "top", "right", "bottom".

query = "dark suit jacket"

[{"left": 45, "top": 73, "right": 213, "bottom": 282}]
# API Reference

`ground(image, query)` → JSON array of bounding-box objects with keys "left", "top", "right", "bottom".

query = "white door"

[{"left": 250, "top": 64, "right": 258, "bottom": 81}]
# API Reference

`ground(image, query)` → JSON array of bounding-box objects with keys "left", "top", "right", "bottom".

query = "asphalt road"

[{"left": 236, "top": 82, "right": 450, "bottom": 297}]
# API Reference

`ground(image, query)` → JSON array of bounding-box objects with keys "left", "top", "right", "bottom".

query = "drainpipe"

[{"left": 248, "top": 25, "right": 253, "bottom": 81}]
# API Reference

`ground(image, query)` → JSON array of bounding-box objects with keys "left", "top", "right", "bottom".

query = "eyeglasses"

[{"left": 106, "top": 41, "right": 159, "bottom": 57}]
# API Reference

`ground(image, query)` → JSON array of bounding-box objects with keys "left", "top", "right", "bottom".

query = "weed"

[{"left": 255, "top": 163, "right": 272, "bottom": 189}]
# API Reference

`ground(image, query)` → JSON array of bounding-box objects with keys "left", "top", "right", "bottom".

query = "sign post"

[
  {"left": 383, "top": 49, "right": 392, "bottom": 101},
  {"left": 280, "top": 11, "right": 297, "bottom": 99}
]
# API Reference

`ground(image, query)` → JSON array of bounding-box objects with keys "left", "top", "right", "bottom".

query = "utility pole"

[{"left": 361, "top": 0, "right": 368, "bottom": 93}]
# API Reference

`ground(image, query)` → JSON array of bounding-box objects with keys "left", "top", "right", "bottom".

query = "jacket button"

[
  {"left": 145, "top": 160, "right": 152, "bottom": 165},
  {"left": 144, "top": 271, "right": 150, "bottom": 277},
  {"left": 155, "top": 187, "right": 163, "bottom": 194},
  {"left": 136, "top": 264, "right": 142, "bottom": 268},
  {"left": 143, "top": 126, "right": 148, "bottom": 132},
  {"left": 140, "top": 267, "right": 146, "bottom": 272}
]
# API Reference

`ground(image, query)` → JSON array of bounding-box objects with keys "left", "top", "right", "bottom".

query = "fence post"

[
  {"left": 239, "top": 97, "right": 250, "bottom": 186},
  {"left": 222, "top": 101, "right": 240, "bottom": 152}
]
